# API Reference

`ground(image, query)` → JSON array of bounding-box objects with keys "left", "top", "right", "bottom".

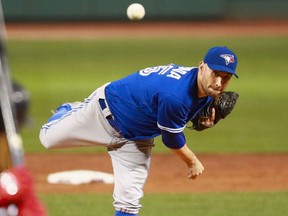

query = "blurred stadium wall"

[{"left": 2, "top": 0, "right": 288, "bottom": 22}]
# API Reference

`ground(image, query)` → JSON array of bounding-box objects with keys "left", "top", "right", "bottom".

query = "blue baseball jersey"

[{"left": 105, "top": 64, "right": 212, "bottom": 148}]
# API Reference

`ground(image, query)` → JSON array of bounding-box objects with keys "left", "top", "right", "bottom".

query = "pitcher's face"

[{"left": 197, "top": 62, "right": 232, "bottom": 98}]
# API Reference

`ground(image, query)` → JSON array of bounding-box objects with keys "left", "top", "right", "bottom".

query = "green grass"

[
  {"left": 40, "top": 191, "right": 288, "bottom": 216},
  {"left": 6, "top": 36, "right": 288, "bottom": 153}
]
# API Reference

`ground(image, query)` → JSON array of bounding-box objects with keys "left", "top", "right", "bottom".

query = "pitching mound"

[{"left": 26, "top": 153, "right": 288, "bottom": 194}]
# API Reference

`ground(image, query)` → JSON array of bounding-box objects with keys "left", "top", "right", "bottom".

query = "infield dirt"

[{"left": 26, "top": 153, "right": 288, "bottom": 194}]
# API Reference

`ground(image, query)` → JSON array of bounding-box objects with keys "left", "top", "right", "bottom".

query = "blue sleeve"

[
  {"left": 157, "top": 92, "right": 189, "bottom": 133},
  {"left": 161, "top": 131, "right": 186, "bottom": 149}
]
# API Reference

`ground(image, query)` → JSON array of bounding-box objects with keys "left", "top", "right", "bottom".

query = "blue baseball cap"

[{"left": 204, "top": 46, "right": 238, "bottom": 78}]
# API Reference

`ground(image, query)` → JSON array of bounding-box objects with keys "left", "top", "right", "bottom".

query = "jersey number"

[{"left": 139, "top": 65, "right": 189, "bottom": 80}]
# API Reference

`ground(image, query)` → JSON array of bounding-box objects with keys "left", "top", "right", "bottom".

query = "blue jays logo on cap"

[
  {"left": 204, "top": 46, "right": 238, "bottom": 78},
  {"left": 220, "top": 54, "right": 235, "bottom": 65}
]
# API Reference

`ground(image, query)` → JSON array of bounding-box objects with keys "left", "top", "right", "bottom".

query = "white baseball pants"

[{"left": 39, "top": 83, "right": 154, "bottom": 214}]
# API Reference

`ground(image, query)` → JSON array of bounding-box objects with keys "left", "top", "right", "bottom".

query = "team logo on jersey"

[{"left": 220, "top": 54, "right": 235, "bottom": 65}]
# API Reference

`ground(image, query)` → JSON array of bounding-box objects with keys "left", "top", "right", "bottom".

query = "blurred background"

[
  {"left": 2, "top": 0, "right": 288, "bottom": 21},
  {"left": 1, "top": 0, "right": 288, "bottom": 216}
]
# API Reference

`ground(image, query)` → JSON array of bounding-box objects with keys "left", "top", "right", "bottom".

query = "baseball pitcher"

[{"left": 40, "top": 46, "right": 239, "bottom": 216}]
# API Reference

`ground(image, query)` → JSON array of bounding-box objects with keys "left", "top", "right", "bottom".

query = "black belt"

[{"left": 98, "top": 99, "right": 121, "bottom": 133}]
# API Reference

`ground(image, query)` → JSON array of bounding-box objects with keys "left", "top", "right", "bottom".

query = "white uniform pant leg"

[
  {"left": 39, "top": 86, "right": 115, "bottom": 149},
  {"left": 108, "top": 138, "right": 154, "bottom": 215}
]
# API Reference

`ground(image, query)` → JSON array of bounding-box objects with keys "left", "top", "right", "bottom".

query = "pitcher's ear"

[{"left": 198, "top": 61, "right": 205, "bottom": 75}]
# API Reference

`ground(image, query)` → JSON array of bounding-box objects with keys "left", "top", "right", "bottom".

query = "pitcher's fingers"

[{"left": 211, "top": 108, "right": 216, "bottom": 122}]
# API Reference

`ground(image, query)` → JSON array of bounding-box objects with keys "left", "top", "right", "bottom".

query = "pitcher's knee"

[
  {"left": 39, "top": 130, "right": 53, "bottom": 149},
  {"left": 39, "top": 128, "right": 63, "bottom": 149}
]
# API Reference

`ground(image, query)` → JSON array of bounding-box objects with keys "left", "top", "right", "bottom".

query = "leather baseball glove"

[{"left": 191, "top": 91, "right": 239, "bottom": 131}]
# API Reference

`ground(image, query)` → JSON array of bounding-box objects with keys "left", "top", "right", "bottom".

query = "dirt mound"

[{"left": 26, "top": 153, "right": 288, "bottom": 194}]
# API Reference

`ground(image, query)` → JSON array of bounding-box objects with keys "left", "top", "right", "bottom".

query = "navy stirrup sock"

[{"left": 115, "top": 210, "right": 137, "bottom": 216}]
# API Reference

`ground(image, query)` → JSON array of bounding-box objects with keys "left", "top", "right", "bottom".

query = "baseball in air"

[{"left": 127, "top": 3, "right": 145, "bottom": 20}]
